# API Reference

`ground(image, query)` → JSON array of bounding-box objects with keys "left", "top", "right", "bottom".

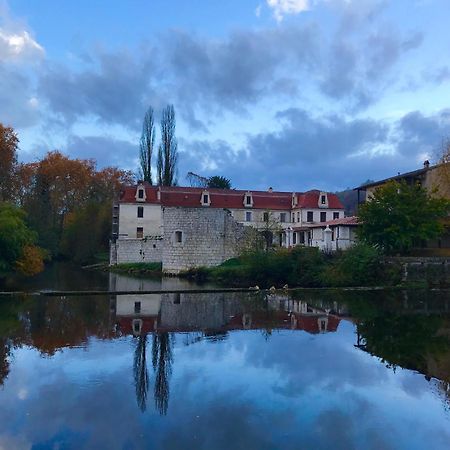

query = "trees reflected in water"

[
  {"left": 133, "top": 332, "right": 173, "bottom": 415},
  {"left": 133, "top": 334, "right": 149, "bottom": 412},
  {"left": 152, "top": 333, "right": 173, "bottom": 415}
]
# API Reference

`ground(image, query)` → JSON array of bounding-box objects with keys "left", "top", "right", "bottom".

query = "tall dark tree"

[
  {"left": 0, "top": 123, "right": 18, "bottom": 202},
  {"left": 157, "top": 105, "right": 178, "bottom": 186},
  {"left": 139, "top": 107, "right": 155, "bottom": 185}
]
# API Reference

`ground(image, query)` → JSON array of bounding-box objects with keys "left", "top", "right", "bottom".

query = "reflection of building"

[{"left": 113, "top": 292, "right": 341, "bottom": 337}]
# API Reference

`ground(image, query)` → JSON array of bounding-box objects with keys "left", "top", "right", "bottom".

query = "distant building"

[
  {"left": 110, "top": 184, "right": 347, "bottom": 271},
  {"left": 354, "top": 161, "right": 450, "bottom": 252},
  {"left": 355, "top": 160, "right": 450, "bottom": 202}
]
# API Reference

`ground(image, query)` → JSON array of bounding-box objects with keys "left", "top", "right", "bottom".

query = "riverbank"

[{"left": 179, "top": 247, "right": 450, "bottom": 289}]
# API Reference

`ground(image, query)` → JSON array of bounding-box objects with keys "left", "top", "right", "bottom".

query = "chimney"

[
  {"left": 424, "top": 160, "right": 430, "bottom": 169},
  {"left": 268, "top": 187, "right": 273, "bottom": 193}
]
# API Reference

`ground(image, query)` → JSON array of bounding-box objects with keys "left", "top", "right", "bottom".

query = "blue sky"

[{"left": 1, "top": 0, "right": 450, "bottom": 191}]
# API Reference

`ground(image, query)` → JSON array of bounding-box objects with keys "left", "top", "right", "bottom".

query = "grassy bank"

[
  {"left": 181, "top": 245, "right": 404, "bottom": 288},
  {"left": 109, "top": 262, "right": 163, "bottom": 277}
]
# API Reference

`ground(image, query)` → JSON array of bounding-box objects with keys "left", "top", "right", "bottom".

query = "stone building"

[{"left": 110, "top": 183, "right": 346, "bottom": 271}]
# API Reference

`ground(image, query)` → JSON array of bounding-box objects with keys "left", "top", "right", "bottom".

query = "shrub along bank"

[{"left": 182, "top": 244, "right": 403, "bottom": 288}]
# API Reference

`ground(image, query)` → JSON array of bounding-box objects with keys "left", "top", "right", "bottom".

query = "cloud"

[
  {"left": 38, "top": 48, "right": 161, "bottom": 129},
  {"left": 179, "top": 108, "right": 450, "bottom": 191},
  {"left": 65, "top": 134, "right": 139, "bottom": 170},
  {"left": 0, "top": 29, "right": 44, "bottom": 61},
  {"left": 267, "top": 0, "right": 310, "bottom": 21},
  {"left": 34, "top": 15, "right": 421, "bottom": 132}
]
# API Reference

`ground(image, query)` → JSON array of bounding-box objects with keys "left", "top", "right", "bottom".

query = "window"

[
  {"left": 244, "top": 192, "right": 253, "bottom": 207},
  {"left": 132, "top": 319, "right": 142, "bottom": 334},
  {"left": 320, "top": 212, "right": 327, "bottom": 222},
  {"left": 321, "top": 195, "right": 326, "bottom": 204},
  {"left": 246, "top": 211, "right": 252, "bottom": 222},
  {"left": 136, "top": 227, "right": 143, "bottom": 238},
  {"left": 297, "top": 212, "right": 300, "bottom": 222},
  {"left": 333, "top": 212, "right": 339, "bottom": 220},
  {"left": 138, "top": 189, "right": 144, "bottom": 199},
  {"left": 293, "top": 232, "right": 297, "bottom": 245},
  {"left": 280, "top": 213, "right": 286, "bottom": 222},
  {"left": 263, "top": 212, "right": 269, "bottom": 222},
  {"left": 203, "top": 194, "right": 209, "bottom": 204},
  {"left": 173, "top": 293, "right": 181, "bottom": 304},
  {"left": 307, "top": 211, "right": 313, "bottom": 222},
  {"left": 134, "top": 301, "right": 141, "bottom": 314},
  {"left": 175, "top": 231, "right": 183, "bottom": 243},
  {"left": 137, "top": 206, "right": 144, "bottom": 218},
  {"left": 299, "top": 232, "right": 305, "bottom": 244}
]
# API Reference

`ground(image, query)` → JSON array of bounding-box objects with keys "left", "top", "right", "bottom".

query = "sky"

[{"left": 1, "top": 0, "right": 450, "bottom": 191}]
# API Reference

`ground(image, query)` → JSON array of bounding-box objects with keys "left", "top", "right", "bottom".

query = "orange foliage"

[{"left": 15, "top": 245, "right": 45, "bottom": 276}]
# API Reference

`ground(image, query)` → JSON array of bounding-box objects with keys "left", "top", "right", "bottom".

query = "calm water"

[{"left": 0, "top": 266, "right": 450, "bottom": 449}]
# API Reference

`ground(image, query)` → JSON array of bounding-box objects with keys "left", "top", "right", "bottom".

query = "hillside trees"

[{"left": 358, "top": 181, "right": 450, "bottom": 255}]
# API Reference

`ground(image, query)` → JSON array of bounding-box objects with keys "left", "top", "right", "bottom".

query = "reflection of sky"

[{"left": 1, "top": 324, "right": 449, "bottom": 450}]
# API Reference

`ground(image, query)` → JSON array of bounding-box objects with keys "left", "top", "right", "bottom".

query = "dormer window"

[
  {"left": 244, "top": 191, "right": 253, "bottom": 208},
  {"left": 318, "top": 192, "right": 328, "bottom": 208},
  {"left": 135, "top": 185, "right": 146, "bottom": 202},
  {"left": 200, "top": 190, "right": 211, "bottom": 206}
]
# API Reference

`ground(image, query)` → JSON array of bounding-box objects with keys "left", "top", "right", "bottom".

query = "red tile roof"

[
  {"left": 119, "top": 184, "right": 344, "bottom": 211},
  {"left": 293, "top": 216, "right": 359, "bottom": 231}
]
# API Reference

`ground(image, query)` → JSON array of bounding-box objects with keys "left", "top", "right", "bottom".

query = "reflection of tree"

[
  {"left": 0, "top": 338, "right": 11, "bottom": 386},
  {"left": 152, "top": 333, "right": 173, "bottom": 415},
  {"left": 356, "top": 315, "right": 449, "bottom": 373},
  {"left": 133, "top": 334, "right": 149, "bottom": 412}
]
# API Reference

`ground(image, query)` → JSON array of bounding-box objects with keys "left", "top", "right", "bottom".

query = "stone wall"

[
  {"left": 110, "top": 237, "right": 163, "bottom": 265},
  {"left": 162, "top": 207, "right": 247, "bottom": 273}
]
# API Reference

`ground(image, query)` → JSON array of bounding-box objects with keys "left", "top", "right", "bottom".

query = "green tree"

[
  {"left": 207, "top": 175, "right": 231, "bottom": 189},
  {"left": 139, "top": 107, "right": 155, "bottom": 185},
  {"left": 157, "top": 105, "right": 178, "bottom": 186},
  {"left": 0, "top": 203, "right": 44, "bottom": 276},
  {"left": 358, "top": 181, "right": 450, "bottom": 255}
]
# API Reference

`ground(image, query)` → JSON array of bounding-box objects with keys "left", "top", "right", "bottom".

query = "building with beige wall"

[{"left": 110, "top": 183, "right": 347, "bottom": 269}]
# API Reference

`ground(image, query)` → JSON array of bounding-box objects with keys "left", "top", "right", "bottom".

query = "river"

[{"left": 0, "top": 263, "right": 449, "bottom": 449}]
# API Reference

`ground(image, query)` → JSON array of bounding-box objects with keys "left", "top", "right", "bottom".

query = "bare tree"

[
  {"left": 139, "top": 107, "right": 155, "bottom": 184},
  {"left": 157, "top": 105, "right": 178, "bottom": 186}
]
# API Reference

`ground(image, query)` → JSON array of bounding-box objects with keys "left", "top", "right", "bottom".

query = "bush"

[{"left": 322, "top": 244, "right": 400, "bottom": 287}]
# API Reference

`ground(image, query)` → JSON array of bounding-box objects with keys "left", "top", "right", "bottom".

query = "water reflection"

[{"left": 1, "top": 287, "right": 450, "bottom": 448}]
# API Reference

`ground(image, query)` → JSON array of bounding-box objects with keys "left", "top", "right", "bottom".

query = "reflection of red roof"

[
  {"left": 119, "top": 185, "right": 344, "bottom": 211},
  {"left": 116, "top": 313, "right": 340, "bottom": 335}
]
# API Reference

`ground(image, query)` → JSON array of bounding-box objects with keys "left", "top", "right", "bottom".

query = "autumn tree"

[
  {"left": 0, "top": 203, "right": 44, "bottom": 276},
  {"left": 0, "top": 123, "right": 19, "bottom": 202},
  {"left": 358, "top": 181, "right": 450, "bottom": 255},
  {"left": 157, "top": 105, "right": 178, "bottom": 186},
  {"left": 139, "top": 107, "right": 156, "bottom": 184}
]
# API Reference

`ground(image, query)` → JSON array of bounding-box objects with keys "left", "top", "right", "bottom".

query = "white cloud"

[
  {"left": 0, "top": 29, "right": 44, "bottom": 61},
  {"left": 267, "top": 0, "right": 310, "bottom": 21}
]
